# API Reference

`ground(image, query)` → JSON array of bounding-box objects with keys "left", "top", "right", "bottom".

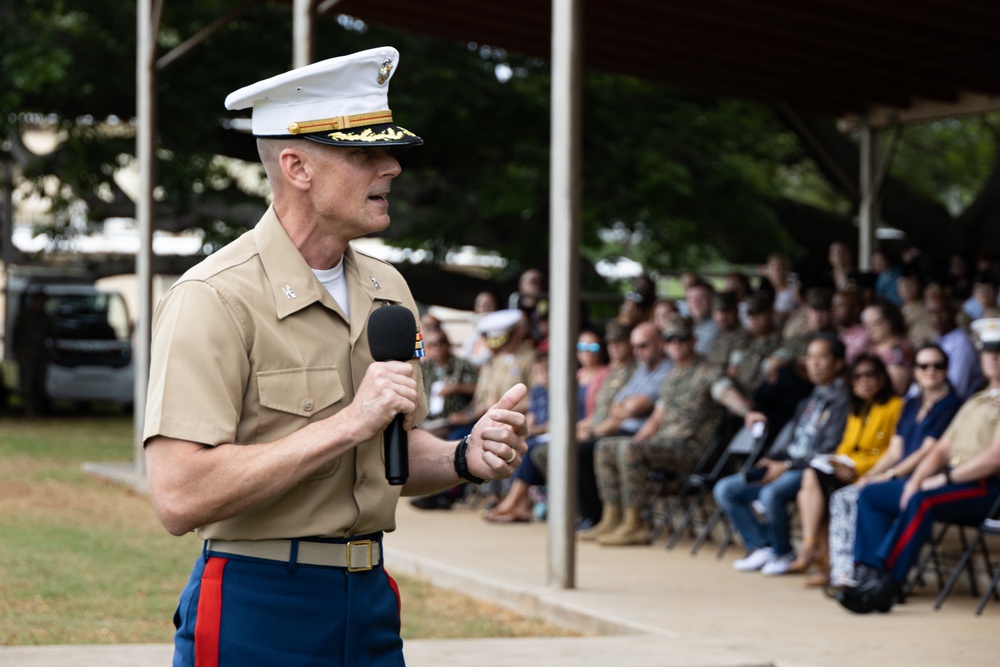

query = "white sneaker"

[
  {"left": 733, "top": 547, "right": 776, "bottom": 572},
  {"left": 761, "top": 552, "right": 796, "bottom": 576}
]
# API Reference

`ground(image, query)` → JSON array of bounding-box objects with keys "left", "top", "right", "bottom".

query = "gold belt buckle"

[{"left": 346, "top": 540, "right": 373, "bottom": 572}]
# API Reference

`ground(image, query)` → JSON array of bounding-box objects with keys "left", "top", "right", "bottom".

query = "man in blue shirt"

[{"left": 577, "top": 322, "right": 672, "bottom": 528}]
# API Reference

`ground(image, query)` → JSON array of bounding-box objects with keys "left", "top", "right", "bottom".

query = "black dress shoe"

[
  {"left": 836, "top": 571, "right": 900, "bottom": 614},
  {"left": 409, "top": 494, "right": 454, "bottom": 510}
]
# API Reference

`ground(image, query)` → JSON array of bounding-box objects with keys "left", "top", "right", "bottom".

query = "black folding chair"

[
  {"left": 687, "top": 420, "right": 772, "bottom": 556},
  {"left": 647, "top": 415, "right": 740, "bottom": 546},
  {"left": 931, "top": 494, "right": 1000, "bottom": 614},
  {"left": 902, "top": 520, "right": 983, "bottom": 604}
]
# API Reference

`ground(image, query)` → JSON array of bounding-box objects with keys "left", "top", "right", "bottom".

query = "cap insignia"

[{"left": 377, "top": 58, "right": 393, "bottom": 85}]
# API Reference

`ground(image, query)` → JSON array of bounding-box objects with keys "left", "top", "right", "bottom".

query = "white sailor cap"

[
  {"left": 224, "top": 46, "right": 422, "bottom": 147},
  {"left": 477, "top": 309, "right": 525, "bottom": 349},
  {"left": 971, "top": 318, "right": 1000, "bottom": 351}
]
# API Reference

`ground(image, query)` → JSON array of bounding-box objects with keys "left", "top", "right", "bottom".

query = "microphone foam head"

[{"left": 367, "top": 304, "right": 417, "bottom": 362}]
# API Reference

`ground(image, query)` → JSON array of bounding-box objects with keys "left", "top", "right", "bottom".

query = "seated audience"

[
  {"left": 926, "top": 293, "right": 982, "bottom": 400},
  {"left": 871, "top": 248, "right": 902, "bottom": 305},
  {"left": 485, "top": 355, "right": 551, "bottom": 523},
  {"left": 419, "top": 327, "right": 478, "bottom": 437},
  {"left": 786, "top": 354, "right": 902, "bottom": 584},
  {"left": 575, "top": 321, "right": 672, "bottom": 529},
  {"left": 412, "top": 309, "right": 532, "bottom": 511},
  {"left": 727, "top": 292, "right": 784, "bottom": 393},
  {"left": 827, "top": 241, "right": 863, "bottom": 292},
  {"left": 618, "top": 290, "right": 654, "bottom": 329},
  {"left": 960, "top": 269, "right": 1000, "bottom": 325},
  {"left": 832, "top": 289, "right": 868, "bottom": 364},
  {"left": 583, "top": 316, "right": 726, "bottom": 546},
  {"left": 897, "top": 264, "right": 934, "bottom": 346},
  {"left": 706, "top": 291, "right": 751, "bottom": 370},
  {"left": 861, "top": 301, "right": 914, "bottom": 396},
  {"left": 827, "top": 343, "right": 962, "bottom": 589},
  {"left": 761, "top": 253, "right": 801, "bottom": 325},
  {"left": 837, "top": 318, "right": 1000, "bottom": 614},
  {"left": 685, "top": 280, "right": 720, "bottom": 357},
  {"left": 714, "top": 333, "right": 850, "bottom": 576},
  {"left": 650, "top": 298, "right": 680, "bottom": 334}
]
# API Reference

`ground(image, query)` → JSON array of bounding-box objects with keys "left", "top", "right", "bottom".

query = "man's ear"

[{"left": 278, "top": 146, "right": 311, "bottom": 191}]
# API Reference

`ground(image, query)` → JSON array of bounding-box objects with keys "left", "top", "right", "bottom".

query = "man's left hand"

[{"left": 467, "top": 384, "right": 528, "bottom": 481}]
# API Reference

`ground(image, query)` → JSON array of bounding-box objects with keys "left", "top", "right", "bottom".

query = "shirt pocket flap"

[{"left": 257, "top": 366, "right": 345, "bottom": 417}]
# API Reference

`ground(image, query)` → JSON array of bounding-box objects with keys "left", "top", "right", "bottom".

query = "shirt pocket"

[{"left": 257, "top": 367, "right": 346, "bottom": 478}]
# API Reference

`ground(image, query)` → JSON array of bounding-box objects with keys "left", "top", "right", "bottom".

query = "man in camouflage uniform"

[
  {"left": 724, "top": 292, "right": 783, "bottom": 394},
  {"left": 706, "top": 291, "right": 751, "bottom": 370},
  {"left": 418, "top": 327, "right": 479, "bottom": 438},
  {"left": 584, "top": 316, "right": 726, "bottom": 546}
]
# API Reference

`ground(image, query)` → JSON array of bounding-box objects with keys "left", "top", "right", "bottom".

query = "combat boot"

[
  {"left": 597, "top": 508, "right": 651, "bottom": 546},
  {"left": 578, "top": 505, "right": 622, "bottom": 541}
]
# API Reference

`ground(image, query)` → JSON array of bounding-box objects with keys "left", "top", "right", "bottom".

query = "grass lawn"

[{"left": 0, "top": 413, "right": 572, "bottom": 645}]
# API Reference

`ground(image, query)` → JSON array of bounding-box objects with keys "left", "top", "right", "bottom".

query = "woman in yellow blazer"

[{"left": 787, "top": 353, "right": 903, "bottom": 583}]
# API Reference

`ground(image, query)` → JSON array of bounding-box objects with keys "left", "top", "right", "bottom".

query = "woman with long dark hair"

[
  {"left": 825, "top": 343, "right": 962, "bottom": 589},
  {"left": 785, "top": 353, "right": 903, "bottom": 583}
]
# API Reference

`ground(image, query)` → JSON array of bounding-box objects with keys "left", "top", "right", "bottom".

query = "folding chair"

[
  {"left": 931, "top": 494, "right": 1000, "bottom": 614},
  {"left": 647, "top": 415, "right": 739, "bottom": 545},
  {"left": 901, "top": 520, "right": 983, "bottom": 604},
  {"left": 687, "top": 420, "right": 772, "bottom": 556}
]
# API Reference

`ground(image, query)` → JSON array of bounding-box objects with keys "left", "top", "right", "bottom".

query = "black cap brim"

[{"left": 301, "top": 122, "right": 423, "bottom": 147}]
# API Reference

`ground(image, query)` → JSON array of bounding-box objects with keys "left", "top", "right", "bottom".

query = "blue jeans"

[{"left": 713, "top": 468, "right": 803, "bottom": 557}]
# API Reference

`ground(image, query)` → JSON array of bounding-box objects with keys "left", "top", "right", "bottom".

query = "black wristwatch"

[
  {"left": 944, "top": 466, "right": 954, "bottom": 485},
  {"left": 454, "top": 435, "right": 486, "bottom": 485}
]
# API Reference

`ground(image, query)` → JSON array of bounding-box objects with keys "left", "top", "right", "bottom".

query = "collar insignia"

[
  {"left": 370, "top": 275, "right": 381, "bottom": 290},
  {"left": 282, "top": 284, "right": 297, "bottom": 299}
]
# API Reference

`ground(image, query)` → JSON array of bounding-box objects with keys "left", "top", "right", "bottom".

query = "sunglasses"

[
  {"left": 664, "top": 334, "right": 692, "bottom": 344},
  {"left": 852, "top": 369, "right": 879, "bottom": 380},
  {"left": 576, "top": 342, "right": 601, "bottom": 353},
  {"left": 916, "top": 361, "right": 947, "bottom": 371}
]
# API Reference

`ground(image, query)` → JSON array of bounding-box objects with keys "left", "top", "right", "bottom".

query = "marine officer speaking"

[{"left": 143, "top": 47, "right": 528, "bottom": 666}]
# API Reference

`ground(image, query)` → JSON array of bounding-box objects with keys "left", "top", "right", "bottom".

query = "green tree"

[{"left": 3, "top": 0, "right": 998, "bottom": 302}]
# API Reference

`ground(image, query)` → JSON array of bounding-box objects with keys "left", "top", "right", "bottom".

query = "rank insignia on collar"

[
  {"left": 282, "top": 284, "right": 297, "bottom": 299},
  {"left": 370, "top": 275, "right": 381, "bottom": 290}
]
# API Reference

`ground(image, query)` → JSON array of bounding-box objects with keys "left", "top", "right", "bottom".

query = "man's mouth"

[{"left": 369, "top": 193, "right": 389, "bottom": 202}]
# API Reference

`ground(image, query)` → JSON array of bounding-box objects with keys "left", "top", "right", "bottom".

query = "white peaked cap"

[{"left": 224, "top": 46, "right": 422, "bottom": 147}]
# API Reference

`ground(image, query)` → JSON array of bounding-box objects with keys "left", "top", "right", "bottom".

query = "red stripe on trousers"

[
  {"left": 383, "top": 567, "right": 402, "bottom": 633},
  {"left": 195, "top": 557, "right": 228, "bottom": 667},
  {"left": 887, "top": 481, "right": 987, "bottom": 567}
]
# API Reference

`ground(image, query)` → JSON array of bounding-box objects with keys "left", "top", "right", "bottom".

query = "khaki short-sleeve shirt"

[
  {"left": 144, "top": 207, "right": 427, "bottom": 540},
  {"left": 942, "top": 389, "right": 1000, "bottom": 468}
]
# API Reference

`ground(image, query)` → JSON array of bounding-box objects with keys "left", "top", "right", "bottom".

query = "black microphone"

[{"left": 367, "top": 304, "right": 417, "bottom": 485}]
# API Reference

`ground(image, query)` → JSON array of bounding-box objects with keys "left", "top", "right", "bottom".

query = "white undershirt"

[{"left": 312, "top": 259, "right": 350, "bottom": 319}]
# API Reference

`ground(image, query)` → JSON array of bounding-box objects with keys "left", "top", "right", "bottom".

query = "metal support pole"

[
  {"left": 134, "top": 0, "right": 160, "bottom": 486},
  {"left": 858, "top": 126, "right": 878, "bottom": 272},
  {"left": 548, "top": 0, "right": 583, "bottom": 590},
  {"left": 293, "top": 0, "right": 316, "bottom": 68}
]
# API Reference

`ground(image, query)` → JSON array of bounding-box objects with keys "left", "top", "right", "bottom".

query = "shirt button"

[
  {"left": 360, "top": 475, "right": 367, "bottom": 485},
  {"left": 303, "top": 399, "right": 313, "bottom": 412}
]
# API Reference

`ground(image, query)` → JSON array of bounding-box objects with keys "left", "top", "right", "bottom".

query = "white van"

[{"left": 3, "top": 271, "right": 134, "bottom": 409}]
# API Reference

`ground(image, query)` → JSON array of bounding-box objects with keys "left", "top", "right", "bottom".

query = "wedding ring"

[{"left": 504, "top": 448, "right": 517, "bottom": 464}]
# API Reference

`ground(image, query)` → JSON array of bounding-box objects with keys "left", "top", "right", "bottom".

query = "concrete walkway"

[{"left": 2, "top": 499, "right": 999, "bottom": 666}]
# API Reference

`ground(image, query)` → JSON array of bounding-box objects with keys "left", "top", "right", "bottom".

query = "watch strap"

[{"left": 454, "top": 435, "right": 486, "bottom": 485}]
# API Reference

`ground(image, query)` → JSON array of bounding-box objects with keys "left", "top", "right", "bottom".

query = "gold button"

[
  {"left": 303, "top": 399, "right": 313, "bottom": 412},
  {"left": 288, "top": 122, "right": 300, "bottom": 134}
]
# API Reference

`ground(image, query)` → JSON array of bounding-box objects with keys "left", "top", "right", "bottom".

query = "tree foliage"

[{"left": 3, "top": 0, "right": 999, "bottom": 292}]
